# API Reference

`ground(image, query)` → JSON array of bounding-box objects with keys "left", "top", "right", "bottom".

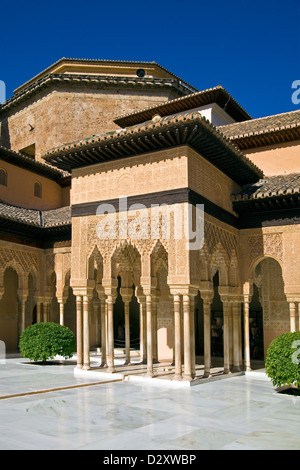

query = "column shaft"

[
  {"left": 76, "top": 296, "right": 83, "bottom": 369},
  {"left": 223, "top": 301, "right": 231, "bottom": 374},
  {"left": 100, "top": 299, "right": 107, "bottom": 367},
  {"left": 183, "top": 295, "right": 192, "bottom": 381},
  {"left": 124, "top": 301, "right": 130, "bottom": 365},
  {"left": 203, "top": 300, "right": 211, "bottom": 378},
  {"left": 232, "top": 302, "right": 241, "bottom": 372},
  {"left": 243, "top": 299, "right": 251, "bottom": 371},
  {"left": 59, "top": 302, "right": 64, "bottom": 326},
  {"left": 107, "top": 295, "right": 115, "bottom": 373},
  {"left": 173, "top": 295, "right": 182, "bottom": 380},
  {"left": 146, "top": 295, "right": 153, "bottom": 377},
  {"left": 290, "top": 302, "right": 297, "bottom": 333},
  {"left": 83, "top": 296, "right": 90, "bottom": 370}
]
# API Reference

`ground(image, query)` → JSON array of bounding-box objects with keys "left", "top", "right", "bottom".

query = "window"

[
  {"left": 0, "top": 168, "right": 7, "bottom": 186},
  {"left": 34, "top": 181, "right": 42, "bottom": 198}
]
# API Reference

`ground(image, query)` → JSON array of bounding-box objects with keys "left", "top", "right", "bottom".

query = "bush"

[
  {"left": 265, "top": 332, "right": 300, "bottom": 390},
  {"left": 19, "top": 322, "right": 76, "bottom": 363}
]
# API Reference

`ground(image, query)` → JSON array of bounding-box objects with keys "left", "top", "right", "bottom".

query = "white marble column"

[
  {"left": 59, "top": 301, "right": 64, "bottom": 326},
  {"left": 183, "top": 295, "right": 192, "bottom": 381},
  {"left": 202, "top": 294, "right": 213, "bottom": 378},
  {"left": 173, "top": 294, "right": 182, "bottom": 380},
  {"left": 190, "top": 296, "right": 196, "bottom": 379},
  {"left": 222, "top": 300, "right": 231, "bottom": 374},
  {"left": 232, "top": 300, "right": 241, "bottom": 372},
  {"left": 76, "top": 295, "right": 83, "bottom": 369},
  {"left": 106, "top": 293, "right": 116, "bottom": 373},
  {"left": 289, "top": 302, "right": 297, "bottom": 333},
  {"left": 146, "top": 293, "right": 153, "bottom": 377},
  {"left": 124, "top": 300, "right": 131, "bottom": 365},
  {"left": 83, "top": 295, "right": 90, "bottom": 370},
  {"left": 243, "top": 295, "right": 251, "bottom": 372},
  {"left": 100, "top": 298, "right": 107, "bottom": 367}
]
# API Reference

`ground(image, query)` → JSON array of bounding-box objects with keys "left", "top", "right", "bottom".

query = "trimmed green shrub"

[
  {"left": 265, "top": 331, "right": 300, "bottom": 390},
  {"left": 19, "top": 322, "right": 76, "bottom": 363}
]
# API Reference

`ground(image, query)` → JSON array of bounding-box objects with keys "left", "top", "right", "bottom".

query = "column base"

[
  {"left": 100, "top": 363, "right": 107, "bottom": 368},
  {"left": 203, "top": 371, "right": 211, "bottom": 379},
  {"left": 223, "top": 368, "right": 231, "bottom": 375},
  {"left": 75, "top": 364, "right": 83, "bottom": 370},
  {"left": 124, "top": 360, "right": 131, "bottom": 366},
  {"left": 232, "top": 366, "right": 241, "bottom": 373},
  {"left": 107, "top": 367, "right": 116, "bottom": 374},
  {"left": 172, "top": 374, "right": 182, "bottom": 381},
  {"left": 82, "top": 364, "right": 91, "bottom": 371},
  {"left": 183, "top": 374, "right": 192, "bottom": 382}
]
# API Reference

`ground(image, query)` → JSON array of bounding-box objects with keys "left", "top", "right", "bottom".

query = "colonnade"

[{"left": 73, "top": 282, "right": 253, "bottom": 381}]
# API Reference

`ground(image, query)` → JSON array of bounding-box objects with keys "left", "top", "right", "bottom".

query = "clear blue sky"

[{"left": 1, "top": 0, "right": 299, "bottom": 118}]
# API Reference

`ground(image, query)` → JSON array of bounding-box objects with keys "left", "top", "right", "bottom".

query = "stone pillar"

[
  {"left": 136, "top": 289, "right": 147, "bottom": 364},
  {"left": 124, "top": 300, "right": 131, "bottom": 365},
  {"left": 183, "top": 294, "right": 192, "bottom": 381},
  {"left": 289, "top": 302, "right": 297, "bottom": 333},
  {"left": 83, "top": 295, "right": 90, "bottom": 370},
  {"left": 145, "top": 293, "right": 153, "bottom": 377},
  {"left": 173, "top": 294, "right": 182, "bottom": 380},
  {"left": 152, "top": 296, "right": 158, "bottom": 363},
  {"left": 76, "top": 295, "right": 83, "bottom": 369},
  {"left": 243, "top": 295, "right": 252, "bottom": 372},
  {"left": 201, "top": 292, "right": 213, "bottom": 378},
  {"left": 232, "top": 300, "right": 241, "bottom": 372},
  {"left": 190, "top": 296, "right": 196, "bottom": 379},
  {"left": 21, "top": 298, "right": 26, "bottom": 334},
  {"left": 58, "top": 301, "right": 65, "bottom": 326},
  {"left": 222, "top": 299, "right": 231, "bottom": 374},
  {"left": 106, "top": 293, "right": 116, "bottom": 373},
  {"left": 100, "top": 298, "right": 107, "bottom": 367}
]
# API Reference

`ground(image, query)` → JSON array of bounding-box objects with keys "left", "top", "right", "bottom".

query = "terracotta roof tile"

[{"left": 233, "top": 173, "right": 300, "bottom": 201}]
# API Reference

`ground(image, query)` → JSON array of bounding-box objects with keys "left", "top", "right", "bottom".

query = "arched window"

[
  {"left": 34, "top": 181, "right": 42, "bottom": 198},
  {"left": 0, "top": 168, "right": 7, "bottom": 186}
]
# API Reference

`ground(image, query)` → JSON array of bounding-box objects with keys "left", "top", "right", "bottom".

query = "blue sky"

[{"left": 1, "top": 0, "right": 299, "bottom": 118}]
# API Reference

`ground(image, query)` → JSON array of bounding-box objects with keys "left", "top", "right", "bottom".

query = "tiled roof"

[
  {"left": 0, "top": 74, "right": 193, "bottom": 115},
  {"left": 0, "top": 202, "right": 71, "bottom": 227},
  {"left": 233, "top": 173, "right": 300, "bottom": 201},
  {"left": 43, "top": 111, "right": 263, "bottom": 184},
  {"left": 13, "top": 57, "right": 198, "bottom": 95},
  {"left": 219, "top": 110, "right": 300, "bottom": 149},
  {"left": 0, "top": 146, "right": 69, "bottom": 183},
  {"left": 114, "top": 85, "right": 252, "bottom": 128}
]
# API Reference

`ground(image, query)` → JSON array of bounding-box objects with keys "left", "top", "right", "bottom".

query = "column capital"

[
  {"left": 199, "top": 290, "right": 214, "bottom": 304},
  {"left": 169, "top": 285, "right": 198, "bottom": 297},
  {"left": 72, "top": 287, "right": 94, "bottom": 298},
  {"left": 286, "top": 295, "right": 300, "bottom": 303}
]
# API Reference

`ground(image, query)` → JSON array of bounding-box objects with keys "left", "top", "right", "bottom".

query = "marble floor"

[{"left": 0, "top": 354, "right": 299, "bottom": 450}]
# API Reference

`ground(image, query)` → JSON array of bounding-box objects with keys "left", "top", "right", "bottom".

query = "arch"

[
  {"left": 0, "top": 168, "right": 7, "bottom": 186},
  {"left": 210, "top": 243, "right": 229, "bottom": 286},
  {"left": 0, "top": 267, "right": 19, "bottom": 352},
  {"left": 34, "top": 181, "right": 42, "bottom": 198},
  {"left": 249, "top": 256, "right": 289, "bottom": 360}
]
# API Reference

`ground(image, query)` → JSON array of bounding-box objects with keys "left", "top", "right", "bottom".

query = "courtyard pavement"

[{"left": 0, "top": 354, "right": 299, "bottom": 450}]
